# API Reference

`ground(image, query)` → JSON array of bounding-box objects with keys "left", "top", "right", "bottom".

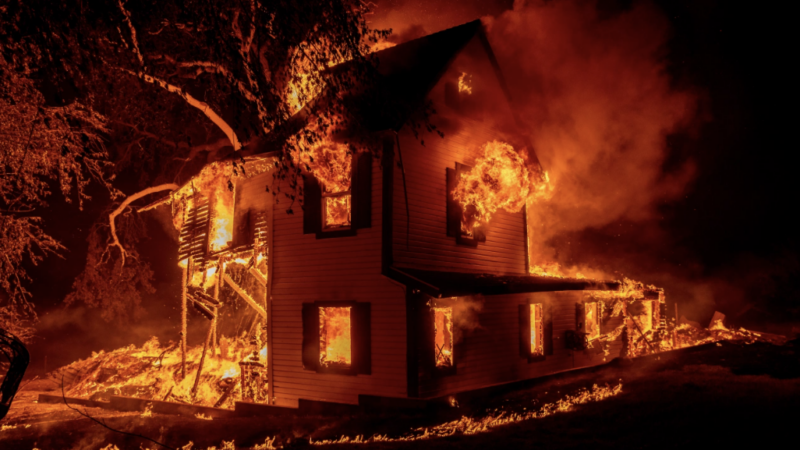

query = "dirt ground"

[{"left": 2, "top": 339, "right": 798, "bottom": 450}]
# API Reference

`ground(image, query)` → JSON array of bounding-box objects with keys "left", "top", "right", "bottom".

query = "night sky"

[{"left": 22, "top": 0, "right": 797, "bottom": 373}]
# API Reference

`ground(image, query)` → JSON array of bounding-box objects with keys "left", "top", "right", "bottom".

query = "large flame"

[
  {"left": 319, "top": 307, "right": 352, "bottom": 366},
  {"left": 294, "top": 139, "right": 353, "bottom": 194},
  {"left": 453, "top": 141, "right": 548, "bottom": 235}
]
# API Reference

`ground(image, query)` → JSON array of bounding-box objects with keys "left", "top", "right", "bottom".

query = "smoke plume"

[{"left": 484, "top": 0, "right": 699, "bottom": 276}]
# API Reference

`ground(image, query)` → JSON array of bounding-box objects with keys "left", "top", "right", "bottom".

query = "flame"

[
  {"left": 320, "top": 307, "right": 352, "bottom": 366},
  {"left": 324, "top": 195, "right": 352, "bottom": 229},
  {"left": 221, "top": 366, "right": 239, "bottom": 380},
  {"left": 56, "top": 336, "right": 256, "bottom": 409},
  {"left": 453, "top": 141, "right": 547, "bottom": 236},
  {"left": 311, "top": 383, "right": 624, "bottom": 445},
  {"left": 294, "top": 139, "right": 353, "bottom": 194},
  {"left": 433, "top": 307, "right": 454, "bottom": 368},
  {"left": 584, "top": 302, "right": 601, "bottom": 341},
  {"left": 530, "top": 303, "right": 543, "bottom": 356},
  {"left": 458, "top": 72, "right": 473, "bottom": 95}
]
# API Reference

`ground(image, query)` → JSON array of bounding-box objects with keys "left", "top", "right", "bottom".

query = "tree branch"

[
  {"left": 117, "top": 0, "right": 144, "bottom": 66},
  {"left": 108, "top": 184, "right": 179, "bottom": 267},
  {"left": 120, "top": 68, "right": 242, "bottom": 151}
]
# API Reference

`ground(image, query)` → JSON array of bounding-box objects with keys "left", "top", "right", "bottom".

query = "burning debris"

[{"left": 52, "top": 336, "right": 260, "bottom": 409}]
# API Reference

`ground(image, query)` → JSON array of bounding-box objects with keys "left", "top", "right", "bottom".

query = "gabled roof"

[{"left": 339, "top": 19, "right": 483, "bottom": 131}]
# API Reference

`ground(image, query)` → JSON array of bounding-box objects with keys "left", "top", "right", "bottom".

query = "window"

[
  {"left": 519, "top": 302, "right": 552, "bottom": 360},
  {"left": 633, "top": 300, "right": 657, "bottom": 334},
  {"left": 433, "top": 306, "right": 454, "bottom": 368},
  {"left": 322, "top": 192, "right": 351, "bottom": 230},
  {"left": 446, "top": 163, "right": 485, "bottom": 246},
  {"left": 303, "top": 152, "right": 372, "bottom": 238},
  {"left": 319, "top": 306, "right": 352, "bottom": 368},
  {"left": 302, "top": 302, "right": 370, "bottom": 375},
  {"left": 530, "top": 304, "right": 544, "bottom": 356},
  {"left": 584, "top": 302, "right": 601, "bottom": 341}
]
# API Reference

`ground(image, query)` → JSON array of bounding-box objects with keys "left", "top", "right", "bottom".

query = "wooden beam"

[
  {"left": 248, "top": 267, "right": 267, "bottom": 286},
  {"left": 224, "top": 274, "right": 266, "bottom": 319}
]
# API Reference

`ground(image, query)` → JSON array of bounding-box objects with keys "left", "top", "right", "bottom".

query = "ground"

[{"left": 2, "top": 340, "right": 798, "bottom": 450}]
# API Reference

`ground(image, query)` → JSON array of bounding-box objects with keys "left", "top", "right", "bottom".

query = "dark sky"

[{"left": 22, "top": 0, "right": 797, "bottom": 373}]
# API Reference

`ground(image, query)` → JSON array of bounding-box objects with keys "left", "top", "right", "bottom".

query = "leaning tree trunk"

[{"left": 0, "top": 328, "right": 29, "bottom": 420}]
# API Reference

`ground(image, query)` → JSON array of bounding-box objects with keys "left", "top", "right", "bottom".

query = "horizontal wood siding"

[
  {"left": 420, "top": 291, "right": 623, "bottom": 398},
  {"left": 393, "top": 124, "right": 527, "bottom": 274},
  {"left": 271, "top": 157, "right": 407, "bottom": 407},
  {"left": 392, "top": 39, "right": 528, "bottom": 275}
]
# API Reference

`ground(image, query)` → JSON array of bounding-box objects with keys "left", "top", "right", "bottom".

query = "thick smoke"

[{"left": 483, "top": 0, "right": 699, "bottom": 277}]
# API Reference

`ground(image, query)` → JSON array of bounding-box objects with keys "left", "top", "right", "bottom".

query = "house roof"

[{"left": 389, "top": 266, "right": 661, "bottom": 299}]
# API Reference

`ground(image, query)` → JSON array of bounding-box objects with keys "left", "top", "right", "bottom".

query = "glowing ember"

[
  {"left": 433, "top": 307, "right": 454, "bottom": 368},
  {"left": 457, "top": 72, "right": 472, "bottom": 95},
  {"left": 323, "top": 194, "right": 352, "bottom": 229},
  {"left": 453, "top": 141, "right": 544, "bottom": 236},
  {"left": 310, "top": 383, "right": 624, "bottom": 445},
  {"left": 320, "top": 307, "right": 352, "bottom": 367},
  {"left": 530, "top": 303, "right": 543, "bottom": 356}
]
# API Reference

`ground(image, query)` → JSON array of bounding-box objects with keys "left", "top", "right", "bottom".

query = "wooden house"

[{"left": 173, "top": 20, "right": 666, "bottom": 410}]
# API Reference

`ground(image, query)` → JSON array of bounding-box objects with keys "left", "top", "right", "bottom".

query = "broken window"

[
  {"left": 584, "top": 302, "right": 601, "bottom": 341},
  {"left": 433, "top": 306, "right": 454, "bottom": 368},
  {"left": 530, "top": 303, "right": 544, "bottom": 356},
  {"left": 319, "top": 306, "right": 352, "bottom": 368}
]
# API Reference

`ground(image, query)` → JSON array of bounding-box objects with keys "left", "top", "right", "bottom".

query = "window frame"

[
  {"left": 301, "top": 300, "right": 371, "bottom": 376},
  {"left": 519, "top": 300, "right": 553, "bottom": 362}
]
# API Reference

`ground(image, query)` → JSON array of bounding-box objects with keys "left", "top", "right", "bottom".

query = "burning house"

[{"left": 154, "top": 20, "right": 668, "bottom": 411}]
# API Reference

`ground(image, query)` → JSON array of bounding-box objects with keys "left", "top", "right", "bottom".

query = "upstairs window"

[{"left": 303, "top": 152, "right": 372, "bottom": 238}]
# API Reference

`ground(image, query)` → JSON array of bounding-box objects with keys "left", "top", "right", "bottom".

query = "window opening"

[
  {"left": 433, "top": 307, "right": 454, "bottom": 368},
  {"left": 585, "top": 302, "right": 600, "bottom": 341},
  {"left": 322, "top": 192, "right": 351, "bottom": 229},
  {"left": 319, "top": 306, "right": 352, "bottom": 367},
  {"left": 530, "top": 303, "right": 544, "bottom": 356},
  {"left": 635, "top": 300, "right": 656, "bottom": 334}
]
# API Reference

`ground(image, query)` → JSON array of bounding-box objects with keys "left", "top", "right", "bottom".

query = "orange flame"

[
  {"left": 320, "top": 307, "right": 352, "bottom": 366},
  {"left": 453, "top": 141, "right": 547, "bottom": 235},
  {"left": 323, "top": 195, "right": 352, "bottom": 229},
  {"left": 433, "top": 307, "right": 454, "bottom": 368},
  {"left": 294, "top": 140, "right": 353, "bottom": 194},
  {"left": 457, "top": 72, "right": 473, "bottom": 95}
]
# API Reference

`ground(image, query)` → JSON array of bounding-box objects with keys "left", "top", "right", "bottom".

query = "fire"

[
  {"left": 453, "top": 141, "right": 545, "bottom": 236},
  {"left": 209, "top": 217, "right": 232, "bottom": 252},
  {"left": 319, "top": 307, "right": 352, "bottom": 367},
  {"left": 294, "top": 139, "right": 353, "bottom": 194},
  {"left": 457, "top": 72, "right": 473, "bottom": 95},
  {"left": 323, "top": 195, "right": 351, "bottom": 229},
  {"left": 584, "top": 302, "right": 601, "bottom": 341},
  {"left": 54, "top": 336, "right": 255, "bottom": 409},
  {"left": 530, "top": 303, "right": 543, "bottom": 355},
  {"left": 311, "top": 383, "right": 623, "bottom": 445},
  {"left": 433, "top": 307, "right": 454, "bottom": 368}
]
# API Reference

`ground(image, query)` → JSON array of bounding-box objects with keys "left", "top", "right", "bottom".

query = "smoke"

[{"left": 483, "top": 0, "right": 699, "bottom": 276}]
